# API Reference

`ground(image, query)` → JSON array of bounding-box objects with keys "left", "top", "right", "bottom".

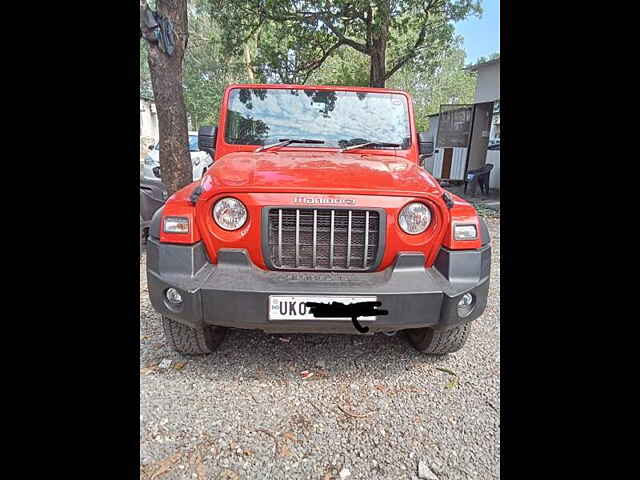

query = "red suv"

[{"left": 146, "top": 84, "right": 491, "bottom": 356}]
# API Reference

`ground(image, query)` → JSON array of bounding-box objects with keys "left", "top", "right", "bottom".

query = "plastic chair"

[{"left": 464, "top": 163, "right": 494, "bottom": 195}]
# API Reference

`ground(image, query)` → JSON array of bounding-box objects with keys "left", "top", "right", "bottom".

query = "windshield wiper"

[
  {"left": 255, "top": 138, "right": 325, "bottom": 152},
  {"left": 339, "top": 141, "right": 401, "bottom": 153}
]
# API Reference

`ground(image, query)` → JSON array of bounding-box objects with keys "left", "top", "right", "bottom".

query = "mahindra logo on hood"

[{"left": 293, "top": 196, "right": 356, "bottom": 206}]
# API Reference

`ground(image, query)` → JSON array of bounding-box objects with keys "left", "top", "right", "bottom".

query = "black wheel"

[
  {"left": 161, "top": 316, "right": 226, "bottom": 355},
  {"left": 406, "top": 322, "right": 471, "bottom": 355}
]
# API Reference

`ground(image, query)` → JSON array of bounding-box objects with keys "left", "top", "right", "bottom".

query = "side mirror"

[
  {"left": 198, "top": 125, "right": 217, "bottom": 157},
  {"left": 148, "top": 144, "right": 154, "bottom": 150},
  {"left": 418, "top": 132, "right": 434, "bottom": 156}
]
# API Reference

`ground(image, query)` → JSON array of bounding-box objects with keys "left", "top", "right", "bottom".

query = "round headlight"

[
  {"left": 398, "top": 202, "right": 431, "bottom": 234},
  {"left": 213, "top": 197, "right": 247, "bottom": 230}
]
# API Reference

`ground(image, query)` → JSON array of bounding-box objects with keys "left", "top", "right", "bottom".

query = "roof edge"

[{"left": 464, "top": 57, "right": 500, "bottom": 72}]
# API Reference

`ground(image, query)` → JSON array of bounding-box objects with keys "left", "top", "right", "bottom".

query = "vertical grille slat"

[
  {"left": 295, "top": 209, "right": 300, "bottom": 268},
  {"left": 346, "top": 211, "right": 352, "bottom": 268},
  {"left": 278, "top": 209, "right": 283, "bottom": 265},
  {"left": 364, "top": 211, "right": 369, "bottom": 268},
  {"left": 330, "top": 210, "right": 335, "bottom": 269},
  {"left": 312, "top": 210, "right": 317, "bottom": 268},
  {"left": 267, "top": 207, "right": 381, "bottom": 271}
]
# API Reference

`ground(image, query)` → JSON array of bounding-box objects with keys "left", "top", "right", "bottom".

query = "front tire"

[
  {"left": 406, "top": 322, "right": 471, "bottom": 355},
  {"left": 161, "top": 316, "right": 226, "bottom": 355}
]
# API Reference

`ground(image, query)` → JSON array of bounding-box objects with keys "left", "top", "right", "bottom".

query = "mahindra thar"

[{"left": 146, "top": 84, "right": 491, "bottom": 356}]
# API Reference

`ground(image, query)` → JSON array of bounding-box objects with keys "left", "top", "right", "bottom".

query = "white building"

[
  {"left": 426, "top": 57, "right": 500, "bottom": 189},
  {"left": 469, "top": 58, "right": 500, "bottom": 189}
]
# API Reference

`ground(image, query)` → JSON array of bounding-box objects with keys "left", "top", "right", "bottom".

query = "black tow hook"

[{"left": 305, "top": 301, "right": 388, "bottom": 334}]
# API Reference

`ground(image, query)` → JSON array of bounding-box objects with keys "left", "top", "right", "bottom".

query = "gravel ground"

[{"left": 140, "top": 216, "right": 500, "bottom": 480}]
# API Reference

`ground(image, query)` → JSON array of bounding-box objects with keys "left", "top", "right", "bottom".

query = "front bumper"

[{"left": 146, "top": 236, "right": 491, "bottom": 334}]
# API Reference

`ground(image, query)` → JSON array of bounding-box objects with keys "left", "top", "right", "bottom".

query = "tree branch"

[
  {"left": 257, "top": 6, "right": 369, "bottom": 55},
  {"left": 241, "top": 17, "right": 264, "bottom": 44},
  {"left": 384, "top": 16, "right": 434, "bottom": 80},
  {"left": 300, "top": 41, "right": 345, "bottom": 84},
  {"left": 319, "top": 15, "right": 369, "bottom": 54},
  {"left": 384, "top": 0, "right": 451, "bottom": 81}
]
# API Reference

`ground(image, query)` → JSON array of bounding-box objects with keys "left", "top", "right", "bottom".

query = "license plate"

[{"left": 268, "top": 295, "right": 378, "bottom": 321}]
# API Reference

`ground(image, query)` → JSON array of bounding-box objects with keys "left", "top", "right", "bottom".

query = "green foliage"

[
  {"left": 306, "top": 47, "right": 370, "bottom": 86},
  {"left": 387, "top": 38, "right": 477, "bottom": 131},
  {"left": 472, "top": 51, "right": 500, "bottom": 65},
  {"left": 307, "top": 36, "right": 477, "bottom": 132},
  {"left": 182, "top": 2, "right": 252, "bottom": 127},
  {"left": 141, "top": 0, "right": 480, "bottom": 133},
  {"left": 141, "top": 0, "right": 253, "bottom": 128},
  {"left": 140, "top": 43, "right": 153, "bottom": 100},
  {"left": 208, "top": 0, "right": 482, "bottom": 87}
]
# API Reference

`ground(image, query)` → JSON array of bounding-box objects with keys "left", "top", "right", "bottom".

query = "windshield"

[{"left": 224, "top": 88, "right": 411, "bottom": 149}]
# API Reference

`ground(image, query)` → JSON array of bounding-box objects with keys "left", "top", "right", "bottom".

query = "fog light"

[
  {"left": 165, "top": 288, "right": 183, "bottom": 305},
  {"left": 457, "top": 293, "right": 474, "bottom": 318}
]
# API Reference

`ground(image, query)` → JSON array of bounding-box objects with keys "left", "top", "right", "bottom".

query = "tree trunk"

[
  {"left": 368, "top": 14, "right": 389, "bottom": 88},
  {"left": 140, "top": 0, "right": 192, "bottom": 197},
  {"left": 369, "top": 47, "right": 386, "bottom": 87}
]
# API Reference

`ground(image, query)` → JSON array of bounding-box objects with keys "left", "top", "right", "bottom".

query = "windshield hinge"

[
  {"left": 189, "top": 185, "right": 204, "bottom": 205},
  {"left": 442, "top": 192, "right": 454, "bottom": 209}
]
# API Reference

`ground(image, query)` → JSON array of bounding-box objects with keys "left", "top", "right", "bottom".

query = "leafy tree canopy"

[
  {"left": 208, "top": 0, "right": 482, "bottom": 87},
  {"left": 142, "top": 0, "right": 480, "bottom": 133}
]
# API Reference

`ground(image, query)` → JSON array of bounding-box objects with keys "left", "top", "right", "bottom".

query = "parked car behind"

[{"left": 142, "top": 131, "right": 213, "bottom": 182}]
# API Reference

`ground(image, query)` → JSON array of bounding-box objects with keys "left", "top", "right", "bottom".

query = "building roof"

[{"left": 465, "top": 57, "right": 500, "bottom": 72}]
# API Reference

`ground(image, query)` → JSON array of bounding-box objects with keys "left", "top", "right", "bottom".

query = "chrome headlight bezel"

[
  {"left": 213, "top": 197, "right": 248, "bottom": 231},
  {"left": 398, "top": 202, "right": 432, "bottom": 235}
]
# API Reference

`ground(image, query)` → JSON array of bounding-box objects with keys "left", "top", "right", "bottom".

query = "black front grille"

[{"left": 266, "top": 208, "right": 381, "bottom": 271}]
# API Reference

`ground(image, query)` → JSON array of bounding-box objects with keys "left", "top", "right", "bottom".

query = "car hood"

[{"left": 202, "top": 150, "right": 441, "bottom": 196}]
